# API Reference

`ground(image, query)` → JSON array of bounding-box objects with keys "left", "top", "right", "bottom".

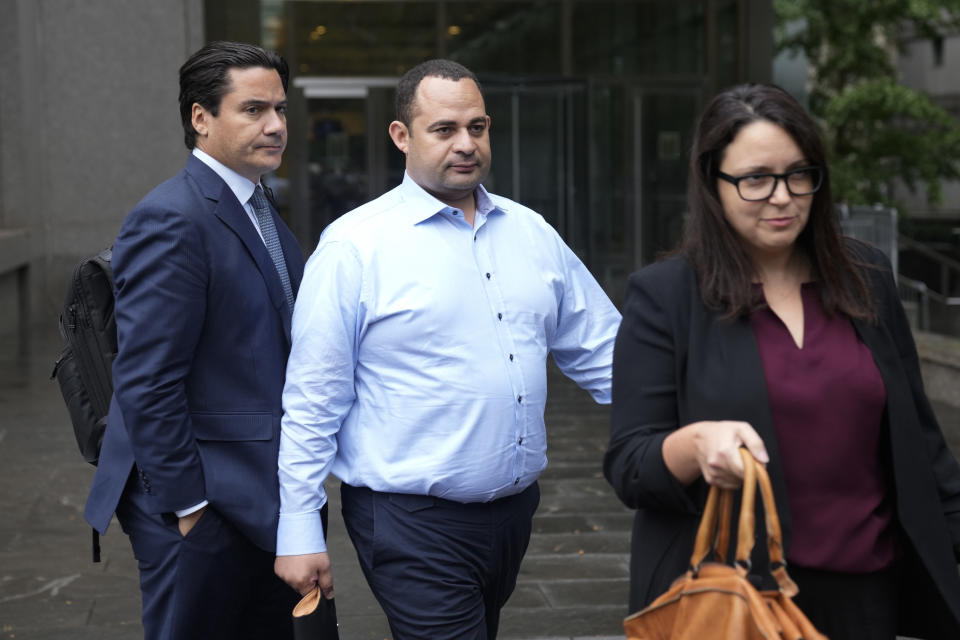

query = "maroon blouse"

[{"left": 750, "top": 283, "right": 896, "bottom": 573}]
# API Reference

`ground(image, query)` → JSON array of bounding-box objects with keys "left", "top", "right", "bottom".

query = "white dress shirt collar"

[
  {"left": 192, "top": 148, "right": 258, "bottom": 206},
  {"left": 398, "top": 172, "right": 501, "bottom": 225}
]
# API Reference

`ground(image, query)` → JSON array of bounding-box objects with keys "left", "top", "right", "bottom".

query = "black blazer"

[{"left": 604, "top": 243, "right": 960, "bottom": 639}]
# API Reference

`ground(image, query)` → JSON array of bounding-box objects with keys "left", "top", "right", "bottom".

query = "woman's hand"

[{"left": 662, "top": 420, "right": 768, "bottom": 488}]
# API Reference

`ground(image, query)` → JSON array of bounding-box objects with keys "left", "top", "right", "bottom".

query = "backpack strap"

[{"left": 92, "top": 528, "right": 101, "bottom": 563}]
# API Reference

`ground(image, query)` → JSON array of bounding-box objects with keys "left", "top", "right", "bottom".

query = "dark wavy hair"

[
  {"left": 681, "top": 83, "right": 874, "bottom": 321},
  {"left": 395, "top": 59, "right": 483, "bottom": 128},
  {"left": 178, "top": 41, "right": 289, "bottom": 150}
]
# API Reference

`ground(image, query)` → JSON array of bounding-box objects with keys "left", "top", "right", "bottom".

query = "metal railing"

[
  {"left": 838, "top": 204, "right": 960, "bottom": 333},
  {"left": 838, "top": 204, "right": 898, "bottom": 274},
  {"left": 896, "top": 234, "right": 960, "bottom": 333},
  {"left": 897, "top": 274, "right": 931, "bottom": 331}
]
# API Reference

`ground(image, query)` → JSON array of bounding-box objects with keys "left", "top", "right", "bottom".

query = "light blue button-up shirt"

[{"left": 277, "top": 174, "right": 621, "bottom": 555}]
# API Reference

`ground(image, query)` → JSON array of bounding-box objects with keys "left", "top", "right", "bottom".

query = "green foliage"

[
  {"left": 825, "top": 79, "right": 960, "bottom": 205},
  {"left": 774, "top": 0, "right": 960, "bottom": 207}
]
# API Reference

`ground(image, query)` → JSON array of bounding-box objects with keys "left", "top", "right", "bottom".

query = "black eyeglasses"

[{"left": 717, "top": 166, "right": 823, "bottom": 201}]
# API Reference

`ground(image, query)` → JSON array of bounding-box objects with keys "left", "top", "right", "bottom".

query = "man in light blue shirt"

[{"left": 274, "top": 59, "right": 621, "bottom": 639}]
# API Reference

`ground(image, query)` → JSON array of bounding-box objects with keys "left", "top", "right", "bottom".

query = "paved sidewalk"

[{"left": 2, "top": 324, "right": 958, "bottom": 639}]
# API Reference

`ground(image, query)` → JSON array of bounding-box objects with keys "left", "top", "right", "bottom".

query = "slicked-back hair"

[
  {"left": 681, "top": 83, "right": 874, "bottom": 321},
  {"left": 178, "top": 41, "right": 289, "bottom": 150},
  {"left": 395, "top": 59, "right": 483, "bottom": 128}
]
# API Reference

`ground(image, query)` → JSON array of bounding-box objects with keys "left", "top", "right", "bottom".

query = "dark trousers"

[
  {"left": 790, "top": 564, "right": 899, "bottom": 640},
  {"left": 341, "top": 482, "right": 541, "bottom": 640},
  {"left": 115, "top": 476, "right": 303, "bottom": 640}
]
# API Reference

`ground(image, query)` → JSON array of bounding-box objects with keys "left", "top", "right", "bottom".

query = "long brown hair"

[{"left": 681, "top": 83, "right": 874, "bottom": 321}]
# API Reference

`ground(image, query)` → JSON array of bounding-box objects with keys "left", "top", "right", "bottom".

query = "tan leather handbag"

[{"left": 623, "top": 449, "right": 828, "bottom": 640}]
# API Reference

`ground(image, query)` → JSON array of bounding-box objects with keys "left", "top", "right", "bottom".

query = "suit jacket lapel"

[
  {"left": 277, "top": 222, "right": 303, "bottom": 295},
  {"left": 851, "top": 316, "right": 903, "bottom": 447},
  {"left": 709, "top": 315, "right": 794, "bottom": 549},
  {"left": 850, "top": 317, "right": 896, "bottom": 386},
  {"left": 186, "top": 156, "right": 293, "bottom": 343}
]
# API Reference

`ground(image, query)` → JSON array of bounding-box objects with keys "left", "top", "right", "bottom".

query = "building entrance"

[
  {"left": 206, "top": 0, "right": 772, "bottom": 299},
  {"left": 287, "top": 75, "right": 701, "bottom": 298},
  {"left": 289, "top": 78, "right": 588, "bottom": 249}
]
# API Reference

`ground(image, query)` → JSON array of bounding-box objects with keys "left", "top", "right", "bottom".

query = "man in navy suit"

[{"left": 84, "top": 41, "right": 306, "bottom": 640}]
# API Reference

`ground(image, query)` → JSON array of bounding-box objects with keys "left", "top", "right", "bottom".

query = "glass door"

[
  {"left": 632, "top": 86, "right": 701, "bottom": 266},
  {"left": 483, "top": 81, "right": 588, "bottom": 253},
  {"left": 287, "top": 77, "right": 401, "bottom": 250},
  {"left": 288, "top": 76, "right": 589, "bottom": 259}
]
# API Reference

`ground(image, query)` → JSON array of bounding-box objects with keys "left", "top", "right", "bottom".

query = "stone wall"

[{"left": 0, "top": 0, "right": 204, "bottom": 338}]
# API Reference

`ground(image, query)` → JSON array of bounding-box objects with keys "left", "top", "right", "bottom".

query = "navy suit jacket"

[{"left": 84, "top": 155, "right": 305, "bottom": 552}]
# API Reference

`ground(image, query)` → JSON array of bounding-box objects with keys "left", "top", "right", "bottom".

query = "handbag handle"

[
  {"left": 690, "top": 449, "right": 756, "bottom": 569},
  {"left": 689, "top": 448, "right": 799, "bottom": 597}
]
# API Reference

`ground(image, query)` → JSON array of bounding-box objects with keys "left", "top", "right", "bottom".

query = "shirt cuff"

[
  {"left": 277, "top": 509, "right": 328, "bottom": 555},
  {"left": 175, "top": 500, "right": 209, "bottom": 518}
]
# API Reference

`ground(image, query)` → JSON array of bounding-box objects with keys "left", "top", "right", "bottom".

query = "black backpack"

[{"left": 51, "top": 247, "right": 117, "bottom": 466}]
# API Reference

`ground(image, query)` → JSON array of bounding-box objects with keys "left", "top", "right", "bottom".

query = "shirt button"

[
  {"left": 509, "top": 354, "right": 514, "bottom": 361},
  {"left": 486, "top": 272, "right": 491, "bottom": 279},
  {"left": 497, "top": 313, "right": 502, "bottom": 320},
  {"left": 517, "top": 395, "right": 522, "bottom": 404},
  {"left": 514, "top": 478, "right": 520, "bottom": 485},
  {"left": 518, "top": 437, "right": 523, "bottom": 445}
]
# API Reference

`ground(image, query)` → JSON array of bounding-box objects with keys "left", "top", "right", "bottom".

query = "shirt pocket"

[
  {"left": 511, "top": 310, "right": 549, "bottom": 350},
  {"left": 191, "top": 412, "right": 273, "bottom": 441}
]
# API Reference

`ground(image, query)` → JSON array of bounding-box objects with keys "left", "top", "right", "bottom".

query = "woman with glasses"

[{"left": 604, "top": 83, "right": 960, "bottom": 639}]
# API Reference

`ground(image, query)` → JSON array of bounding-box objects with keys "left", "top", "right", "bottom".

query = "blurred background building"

[
  {"left": 894, "top": 25, "right": 960, "bottom": 335},
  {"left": 0, "top": 0, "right": 774, "bottom": 339}
]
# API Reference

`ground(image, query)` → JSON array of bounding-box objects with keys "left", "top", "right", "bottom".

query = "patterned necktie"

[{"left": 249, "top": 185, "right": 295, "bottom": 311}]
